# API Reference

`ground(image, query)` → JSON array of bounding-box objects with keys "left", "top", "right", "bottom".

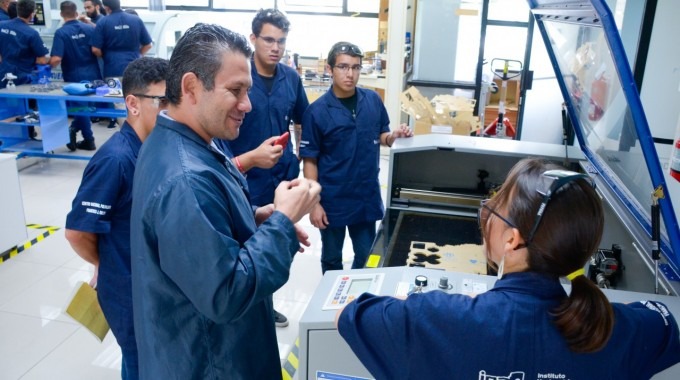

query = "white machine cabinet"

[{"left": 0, "top": 153, "right": 27, "bottom": 256}]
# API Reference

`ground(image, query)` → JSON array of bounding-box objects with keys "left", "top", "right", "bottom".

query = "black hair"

[
  {"left": 327, "top": 41, "right": 364, "bottom": 68},
  {"left": 166, "top": 23, "right": 252, "bottom": 106},
  {"left": 102, "top": 0, "right": 120, "bottom": 12},
  {"left": 122, "top": 57, "right": 169, "bottom": 98},
  {"left": 252, "top": 8, "right": 290, "bottom": 36},
  {"left": 17, "top": 0, "right": 34, "bottom": 19},
  {"left": 8, "top": 1, "right": 17, "bottom": 19},
  {"left": 59, "top": 1, "right": 77, "bottom": 18}
]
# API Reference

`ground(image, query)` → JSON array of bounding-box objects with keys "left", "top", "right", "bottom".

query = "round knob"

[
  {"left": 438, "top": 276, "right": 451, "bottom": 290},
  {"left": 415, "top": 275, "right": 428, "bottom": 287}
]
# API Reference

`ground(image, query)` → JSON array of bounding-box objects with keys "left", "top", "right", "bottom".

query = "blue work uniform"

[
  {"left": 65, "top": 122, "right": 142, "bottom": 378},
  {"left": 300, "top": 86, "right": 389, "bottom": 228},
  {"left": 131, "top": 113, "right": 299, "bottom": 379},
  {"left": 300, "top": 87, "right": 389, "bottom": 272},
  {"left": 338, "top": 272, "right": 680, "bottom": 380},
  {"left": 0, "top": 18, "right": 48, "bottom": 88},
  {"left": 0, "top": 8, "right": 9, "bottom": 21},
  {"left": 91, "top": 9, "right": 151, "bottom": 78},
  {"left": 216, "top": 61, "right": 308, "bottom": 207},
  {"left": 52, "top": 20, "right": 102, "bottom": 141}
]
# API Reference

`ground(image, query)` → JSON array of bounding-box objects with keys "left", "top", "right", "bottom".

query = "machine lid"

[{"left": 527, "top": 0, "right": 680, "bottom": 273}]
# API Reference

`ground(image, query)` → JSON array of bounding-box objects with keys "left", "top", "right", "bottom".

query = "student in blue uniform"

[
  {"left": 337, "top": 158, "right": 680, "bottom": 380},
  {"left": 65, "top": 57, "right": 168, "bottom": 380},
  {"left": 214, "top": 7, "right": 308, "bottom": 328},
  {"left": 91, "top": 0, "right": 151, "bottom": 79},
  {"left": 0, "top": 0, "right": 48, "bottom": 89},
  {"left": 50, "top": 1, "right": 102, "bottom": 151},
  {"left": 130, "top": 24, "right": 321, "bottom": 379},
  {"left": 300, "top": 41, "right": 412, "bottom": 274},
  {"left": 216, "top": 8, "right": 308, "bottom": 207},
  {"left": 92, "top": 0, "right": 150, "bottom": 130},
  {"left": 0, "top": 0, "right": 10, "bottom": 21}
]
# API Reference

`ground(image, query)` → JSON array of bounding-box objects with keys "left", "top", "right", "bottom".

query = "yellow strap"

[{"left": 566, "top": 268, "right": 585, "bottom": 281}]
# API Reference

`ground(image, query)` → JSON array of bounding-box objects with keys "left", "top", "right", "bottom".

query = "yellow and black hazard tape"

[
  {"left": 281, "top": 337, "right": 300, "bottom": 380},
  {"left": 0, "top": 224, "right": 60, "bottom": 264}
]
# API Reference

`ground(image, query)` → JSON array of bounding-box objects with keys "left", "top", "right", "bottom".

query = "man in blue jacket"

[
  {"left": 92, "top": 0, "right": 151, "bottom": 129},
  {"left": 130, "top": 23, "right": 320, "bottom": 379},
  {"left": 301, "top": 41, "right": 412, "bottom": 274},
  {"left": 50, "top": 1, "right": 102, "bottom": 151},
  {"left": 0, "top": 0, "right": 48, "bottom": 88},
  {"left": 214, "top": 8, "right": 309, "bottom": 327}
]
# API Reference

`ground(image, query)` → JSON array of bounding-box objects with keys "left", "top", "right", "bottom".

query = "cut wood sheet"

[{"left": 407, "top": 241, "right": 487, "bottom": 275}]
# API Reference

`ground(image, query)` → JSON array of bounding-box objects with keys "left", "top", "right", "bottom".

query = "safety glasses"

[
  {"left": 525, "top": 169, "right": 595, "bottom": 246},
  {"left": 334, "top": 44, "right": 364, "bottom": 57},
  {"left": 134, "top": 94, "right": 169, "bottom": 108}
]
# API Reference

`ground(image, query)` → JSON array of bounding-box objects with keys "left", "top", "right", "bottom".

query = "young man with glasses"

[
  {"left": 65, "top": 57, "right": 168, "bottom": 380},
  {"left": 300, "top": 41, "right": 413, "bottom": 274},
  {"left": 214, "top": 8, "right": 309, "bottom": 328}
]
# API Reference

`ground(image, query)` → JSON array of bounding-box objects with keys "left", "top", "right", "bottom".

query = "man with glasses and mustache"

[
  {"left": 215, "top": 8, "right": 309, "bottom": 328},
  {"left": 300, "top": 41, "right": 412, "bottom": 274},
  {"left": 65, "top": 57, "right": 168, "bottom": 380}
]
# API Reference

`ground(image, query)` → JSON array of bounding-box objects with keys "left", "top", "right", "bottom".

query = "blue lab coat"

[
  {"left": 91, "top": 9, "right": 151, "bottom": 78},
  {"left": 51, "top": 20, "right": 101, "bottom": 82},
  {"left": 0, "top": 18, "right": 48, "bottom": 87},
  {"left": 217, "top": 62, "right": 308, "bottom": 207},
  {"left": 0, "top": 8, "right": 9, "bottom": 22},
  {"left": 131, "top": 114, "right": 298, "bottom": 379},
  {"left": 300, "top": 86, "right": 390, "bottom": 227},
  {"left": 65, "top": 122, "right": 141, "bottom": 354},
  {"left": 338, "top": 272, "right": 680, "bottom": 380}
]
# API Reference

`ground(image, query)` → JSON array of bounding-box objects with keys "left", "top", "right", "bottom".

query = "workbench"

[{"left": 0, "top": 84, "right": 126, "bottom": 160}]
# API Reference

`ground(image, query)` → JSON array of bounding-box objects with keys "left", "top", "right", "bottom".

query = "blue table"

[{"left": 0, "top": 84, "right": 126, "bottom": 160}]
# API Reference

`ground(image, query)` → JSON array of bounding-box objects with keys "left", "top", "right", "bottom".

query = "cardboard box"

[{"left": 400, "top": 87, "right": 479, "bottom": 136}]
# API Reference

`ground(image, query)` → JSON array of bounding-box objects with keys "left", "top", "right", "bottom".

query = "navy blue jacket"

[
  {"left": 51, "top": 20, "right": 101, "bottom": 82},
  {"left": 300, "top": 86, "right": 390, "bottom": 227},
  {"left": 0, "top": 18, "right": 48, "bottom": 87},
  {"left": 217, "top": 62, "right": 308, "bottom": 207},
  {"left": 131, "top": 113, "right": 298, "bottom": 379},
  {"left": 91, "top": 10, "right": 151, "bottom": 77},
  {"left": 339, "top": 272, "right": 680, "bottom": 379}
]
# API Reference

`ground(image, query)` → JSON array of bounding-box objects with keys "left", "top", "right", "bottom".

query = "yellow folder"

[{"left": 65, "top": 282, "right": 110, "bottom": 342}]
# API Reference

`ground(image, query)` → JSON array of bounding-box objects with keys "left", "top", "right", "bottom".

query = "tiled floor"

[{"left": 0, "top": 124, "right": 391, "bottom": 379}]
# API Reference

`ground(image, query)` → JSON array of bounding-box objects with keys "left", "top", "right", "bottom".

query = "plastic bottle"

[
  {"left": 671, "top": 114, "right": 680, "bottom": 182},
  {"left": 671, "top": 139, "right": 680, "bottom": 181}
]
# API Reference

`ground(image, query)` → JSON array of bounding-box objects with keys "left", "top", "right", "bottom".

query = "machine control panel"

[
  {"left": 395, "top": 272, "right": 489, "bottom": 297},
  {"left": 322, "top": 273, "right": 385, "bottom": 310}
]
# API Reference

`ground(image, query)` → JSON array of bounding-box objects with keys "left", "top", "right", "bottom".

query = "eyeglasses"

[
  {"left": 133, "top": 94, "right": 168, "bottom": 108},
  {"left": 478, "top": 199, "right": 518, "bottom": 231},
  {"left": 333, "top": 64, "right": 362, "bottom": 74},
  {"left": 333, "top": 44, "right": 364, "bottom": 57},
  {"left": 258, "top": 36, "right": 287, "bottom": 47},
  {"left": 525, "top": 170, "right": 595, "bottom": 246}
]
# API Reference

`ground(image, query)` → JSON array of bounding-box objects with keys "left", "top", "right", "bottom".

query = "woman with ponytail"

[{"left": 336, "top": 157, "right": 680, "bottom": 379}]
